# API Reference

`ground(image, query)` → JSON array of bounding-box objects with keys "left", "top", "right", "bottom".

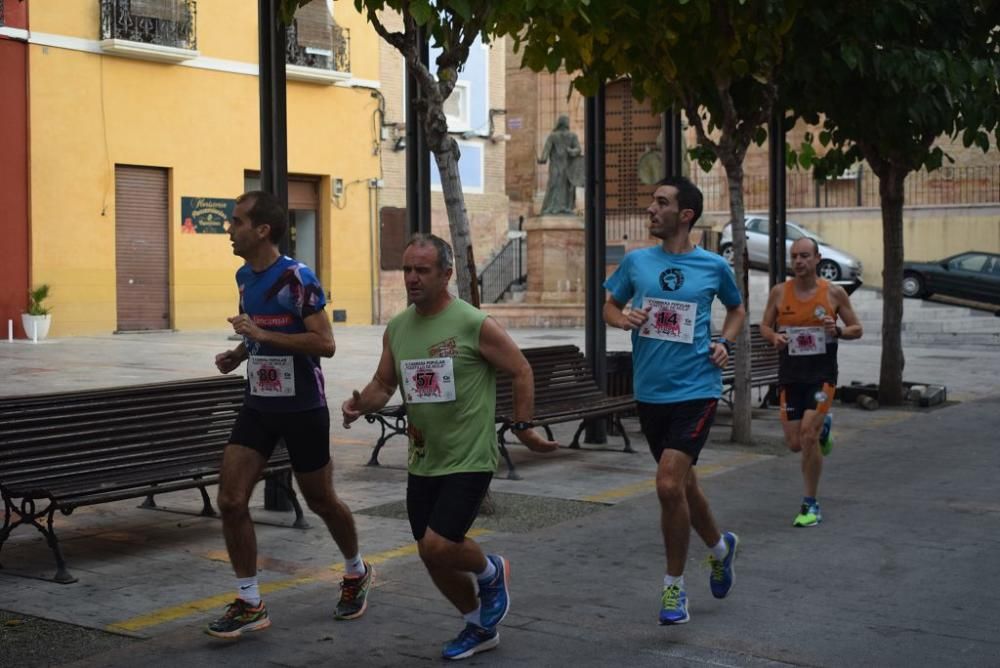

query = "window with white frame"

[{"left": 443, "top": 81, "right": 471, "bottom": 132}]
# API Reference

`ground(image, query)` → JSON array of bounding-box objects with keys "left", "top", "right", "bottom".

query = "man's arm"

[
  {"left": 829, "top": 285, "right": 863, "bottom": 340},
  {"left": 342, "top": 329, "right": 399, "bottom": 427},
  {"left": 759, "top": 284, "right": 788, "bottom": 350},
  {"left": 603, "top": 295, "right": 650, "bottom": 331},
  {"left": 228, "top": 310, "right": 336, "bottom": 358},
  {"left": 478, "top": 317, "right": 558, "bottom": 453},
  {"left": 709, "top": 303, "right": 746, "bottom": 368},
  {"left": 215, "top": 341, "right": 247, "bottom": 374}
]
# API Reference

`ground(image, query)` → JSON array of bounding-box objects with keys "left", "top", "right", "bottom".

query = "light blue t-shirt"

[{"left": 604, "top": 245, "right": 742, "bottom": 404}]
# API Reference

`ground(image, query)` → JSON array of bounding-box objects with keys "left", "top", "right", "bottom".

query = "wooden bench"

[
  {"left": 365, "top": 345, "right": 635, "bottom": 479},
  {"left": 0, "top": 375, "right": 305, "bottom": 583},
  {"left": 719, "top": 324, "right": 781, "bottom": 408}
]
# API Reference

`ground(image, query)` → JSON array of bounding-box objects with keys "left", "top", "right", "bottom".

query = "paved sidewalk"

[{"left": 2, "top": 325, "right": 999, "bottom": 666}]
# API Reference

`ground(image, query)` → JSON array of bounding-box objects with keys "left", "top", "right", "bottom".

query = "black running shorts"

[
  {"left": 406, "top": 471, "right": 493, "bottom": 543},
  {"left": 636, "top": 398, "right": 719, "bottom": 466},
  {"left": 228, "top": 405, "right": 331, "bottom": 473},
  {"left": 779, "top": 382, "right": 836, "bottom": 422}
]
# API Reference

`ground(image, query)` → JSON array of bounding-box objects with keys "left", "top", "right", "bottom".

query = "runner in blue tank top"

[
  {"left": 604, "top": 177, "right": 746, "bottom": 626},
  {"left": 206, "top": 191, "right": 372, "bottom": 639}
]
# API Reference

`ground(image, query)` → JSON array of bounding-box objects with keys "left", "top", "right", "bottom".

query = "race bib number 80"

[
  {"left": 639, "top": 298, "right": 697, "bottom": 344},
  {"left": 401, "top": 358, "right": 456, "bottom": 404},
  {"left": 248, "top": 355, "right": 296, "bottom": 396}
]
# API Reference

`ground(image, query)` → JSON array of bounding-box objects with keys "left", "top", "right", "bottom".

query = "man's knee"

[
  {"left": 656, "top": 473, "right": 687, "bottom": 505},
  {"left": 302, "top": 488, "right": 340, "bottom": 517},
  {"left": 217, "top": 488, "right": 251, "bottom": 518},
  {"left": 418, "top": 532, "right": 458, "bottom": 569}
]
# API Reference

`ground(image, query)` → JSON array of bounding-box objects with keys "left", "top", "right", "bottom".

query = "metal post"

[
  {"left": 768, "top": 107, "right": 787, "bottom": 288},
  {"left": 584, "top": 85, "right": 608, "bottom": 444},
  {"left": 258, "top": 0, "right": 292, "bottom": 511},
  {"left": 405, "top": 27, "right": 431, "bottom": 236},
  {"left": 662, "top": 109, "right": 683, "bottom": 179}
]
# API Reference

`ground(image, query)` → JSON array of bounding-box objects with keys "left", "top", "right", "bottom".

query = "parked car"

[
  {"left": 719, "top": 217, "right": 863, "bottom": 281},
  {"left": 902, "top": 251, "right": 1000, "bottom": 305}
]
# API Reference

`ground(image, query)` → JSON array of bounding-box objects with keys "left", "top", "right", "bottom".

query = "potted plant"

[{"left": 22, "top": 284, "right": 52, "bottom": 341}]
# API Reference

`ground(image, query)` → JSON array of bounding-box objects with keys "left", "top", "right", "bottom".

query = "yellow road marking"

[
  {"left": 107, "top": 529, "right": 490, "bottom": 634},
  {"left": 581, "top": 453, "right": 766, "bottom": 503}
]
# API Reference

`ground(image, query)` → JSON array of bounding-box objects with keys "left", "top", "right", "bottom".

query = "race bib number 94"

[
  {"left": 401, "top": 357, "right": 456, "bottom": 404},
  {"left": 639, "top": 298, "right": 697, "bottom": 344},
  {"left": 248, "top": 355, "right": 296, "bottom": 396},
  {"left": 786, "top": 327, "right": 827, "bottom": 356}
]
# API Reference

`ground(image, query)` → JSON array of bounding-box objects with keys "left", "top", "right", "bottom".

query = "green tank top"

[{"left": 387, "top": 298, "right": 498, "bottom": 476}]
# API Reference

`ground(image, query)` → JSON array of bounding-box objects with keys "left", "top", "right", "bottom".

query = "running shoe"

[
  {"left": 441, "top": 623, "right": 500, "bottom": 660},
  {"left": 477, "top": 554, "right": 510, "bottom": 628},
  {"left": 793, "top": 502, "right": 822, "bottom": 527},
  {"left": 335, "top": 561, "right": 374, "bottom": 620},
  {"left": 709, "top": 532, "right": 739, "bottom": 599},
  {"left": 820, "top": 414, "right": 834, "bottom": 456},
  {"left": 205, "top": 598, "right": 271, "bottom": 639},
  {"left": 658, "top": 584, "right": 690, "bottom": 625}
]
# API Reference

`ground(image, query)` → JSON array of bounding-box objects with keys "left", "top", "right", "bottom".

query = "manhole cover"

[{"left": 358, "top": 491, "right": 607, "bottom": 533}]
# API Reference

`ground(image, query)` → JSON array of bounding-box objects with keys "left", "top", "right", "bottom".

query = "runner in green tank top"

[{"left": 341, "top": 234, "right": 558, "bottom": 661}]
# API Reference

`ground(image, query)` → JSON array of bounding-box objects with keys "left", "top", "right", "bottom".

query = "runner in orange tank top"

[{"left": 760, "top": 237, "right": 863, "bottom": 527}]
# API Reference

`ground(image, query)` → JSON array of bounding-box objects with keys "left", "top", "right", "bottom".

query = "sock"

[
  {"left": 475, "top": 557, "right": 497, "bottom": 584},
  {"left": 344, "top": 553, "right": 366, "bottom": 577},
  {"left": 237, "top": 576, "right": 261, "bottom": 606},
  {"left": 463, "top": 607, "right": 483, "bottom": 627},
  {"left": 663, "top": 574, "right": 685, "bottom": 590},
  {"left": 803, "top": 496, "right": 818, "bottom": 508},
  {"left": 711, "top": 537, "right": 729, "bottom": 561}
]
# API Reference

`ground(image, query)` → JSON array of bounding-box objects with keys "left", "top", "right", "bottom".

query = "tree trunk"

[
  {"left": 877, "top": 166, "right": 907, "bottom": 405},
  {"left": 722, "top": 159, "right": 753, "bottom": 444},
  {"left": 430, "top": 135, "right": 477, "bottom": 304}
]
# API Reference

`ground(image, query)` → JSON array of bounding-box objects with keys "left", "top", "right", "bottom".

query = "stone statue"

[{"left": 538, "top": 115, "right": 583, "bottom": 215}]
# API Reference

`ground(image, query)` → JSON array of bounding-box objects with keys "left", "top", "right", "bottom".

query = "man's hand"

[
  {"left": 228, "top": 314, "right": 265, "bottom": 342},
  {"left": 512, "top": 427, "right": 560, "bottom": 453},
  {"left": 341, "top": 390, "right": 363, "bottom": 428},
  {"left": 822, "top": 315, "right": 838, "bottom": 339},
  {"left": 215, "top": 350, "right": 243, "bottom": 374},
  {"left": 708, "top": 342, "right": 730, "bottom": 369},
  {"left": 621, "top": 305, "right": 652, "bottom": 331},
  {"left": 769, "top": 332, "right": 789, "bottom": 351}
]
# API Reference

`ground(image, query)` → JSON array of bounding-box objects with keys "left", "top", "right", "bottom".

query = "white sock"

[
  {"left": 237, "top": 576, "right": 261, "bottom": 606},
  {"left": 711, "top": 537, "right": 729, "bottom": 561},
  {"left": 663, "top": 574, "right": 684, "bottom": 590},
  {"left": 344, "top": 553, "right": 366, "bottom": 577},
  {"left": 475, "top": 558, "right": 497, "bottom": 584},
  {"left": 463, "top": 607, "right": 482, "bottom": 627}
]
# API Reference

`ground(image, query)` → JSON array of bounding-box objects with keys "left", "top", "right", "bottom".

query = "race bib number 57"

[
  {"left": 401, "top": 358, "right": 456, "bottom": 404},
  {"left": 639, "top": 298, "right": 697, "bottom": 344}
]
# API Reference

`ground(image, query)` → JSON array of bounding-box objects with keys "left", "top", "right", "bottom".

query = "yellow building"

[{"left": 25, "top": 0, "right": 382, "bottom": 335}]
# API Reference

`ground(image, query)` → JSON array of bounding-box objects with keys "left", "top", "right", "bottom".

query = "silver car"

[{"left": 719, "top": 217, "right": 863, "bottom": 281}]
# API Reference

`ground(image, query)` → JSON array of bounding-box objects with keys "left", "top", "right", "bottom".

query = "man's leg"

[
  {"left": 798, "top": 410, "right": 825, "bottom": 499},
  {"left": 656, "top": 449, "right": 694, "bottom": 578},
  {"left": 687, "top": 468, "right": 722, "bottom": 549},
  {"left": 418, "top": 528, "right": 489, "bottom": 615},
  {"left": 295, "top": 462, "right": 359, "bottom": 561}
]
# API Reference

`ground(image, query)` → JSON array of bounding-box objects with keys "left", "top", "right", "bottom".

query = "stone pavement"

[{"left": 2, "top": 320, "right": 1000, "bottom": 667}]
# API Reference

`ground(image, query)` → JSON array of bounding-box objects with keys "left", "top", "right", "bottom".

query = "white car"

[{"left": 719, "top": 217, "right": 863, "bottom": 281}]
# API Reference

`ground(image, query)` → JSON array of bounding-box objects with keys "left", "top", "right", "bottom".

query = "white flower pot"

[{"left": 21, "top": 314, "right": 51, "bottom": 341}]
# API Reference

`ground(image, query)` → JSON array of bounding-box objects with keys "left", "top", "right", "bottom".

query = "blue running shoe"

[
  {"left": 478, "top": 554, "right": 510, "bottom": 628},
  {"left": 659, "top": 584, "right": 690, "bottom": 625},
  {"left": 709, "top": 532, "right": 739, "bottom": 599},
  {"left": 819, "top": 413, "right": 833, "bottom": 456},
  {"left": 442, "top": 623, "right": 499, "bottom": 660}
]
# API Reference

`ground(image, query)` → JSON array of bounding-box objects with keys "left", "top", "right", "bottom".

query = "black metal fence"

[
  {"left": 100, "top": 0, "right": 197, "bottom": 50},
  {"left": 478, "top": 236, "right": 526, "bottom": 304}
]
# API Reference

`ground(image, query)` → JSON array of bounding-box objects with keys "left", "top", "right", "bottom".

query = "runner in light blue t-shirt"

[{"left": 603, "top": 176, "right": 746, "bottom": 627}]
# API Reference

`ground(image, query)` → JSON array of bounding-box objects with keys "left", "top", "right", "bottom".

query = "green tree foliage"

[
  {"left": 517, "top": 0, "right": 803, "bottom": 443},
  {"left": 783, "top": 0, "right": 1000, "bottom": 404}
]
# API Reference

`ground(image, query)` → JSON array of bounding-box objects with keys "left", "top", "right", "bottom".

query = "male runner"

[
  {"left": 207, "top": 191, "right": 372, "bottom": 638},
  {"left": 759, "top": 237, "right": 862, "bottom": 527},
  {"left": 603, "top": 176, "right": 746, "bottom": 625},
  {"left": 342, "top": 233, "right": 558, "bottom": 660}
]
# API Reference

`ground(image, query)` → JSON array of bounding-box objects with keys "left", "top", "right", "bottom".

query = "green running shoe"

[
  {"left": 792, "top": 502, "right": 822, "bottom": 527},
  {"left": 335, "top": 562, "right": 374, "bottom": 620},
  {"left": 205, "top": 598, "right": 271, "bottom": 639}
]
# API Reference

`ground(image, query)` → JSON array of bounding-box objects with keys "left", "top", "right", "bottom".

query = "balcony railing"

[
  {"left": 100, "top": 0, "right": 198, "bottom": 60},
  {"left": 286, "top": 20, "right": 350, "bottom": 82}
]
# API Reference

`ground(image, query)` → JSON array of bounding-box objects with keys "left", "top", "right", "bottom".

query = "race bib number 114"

[{"left": 639, "top": 298, "right": 697, "bottom": 344}]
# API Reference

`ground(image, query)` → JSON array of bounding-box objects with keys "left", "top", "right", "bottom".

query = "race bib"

[
  {"left": 786, "top": 327, "right": 827, "bottom": 356},
  {"left": 401, "top": 357, "right": 456, "bottom": 404},
  {"left": 638, "top": 298, "right": 697, "bottom": 344},
  {"left": 248, "top": 355, "right": 296, "bottom": 396}
]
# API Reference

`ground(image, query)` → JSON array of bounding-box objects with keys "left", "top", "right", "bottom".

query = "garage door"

[{"left": 115, "top": 165, "right": 170, "bottom": 331}]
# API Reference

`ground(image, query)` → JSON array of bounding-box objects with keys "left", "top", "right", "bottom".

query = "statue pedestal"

[{"left": 524, "top": 215, "right": 585, "bottom": 304}]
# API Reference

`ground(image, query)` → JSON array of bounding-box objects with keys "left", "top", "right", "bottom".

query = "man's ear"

[{"left": 255, "top": 223, "right": 271, "bottom": 240}]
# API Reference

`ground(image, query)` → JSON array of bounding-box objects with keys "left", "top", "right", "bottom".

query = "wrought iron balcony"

[
  {"left": 286, "top": 20, "right": 351, "bottom": 84},
  {"left": 100, "top": 0, "right": 198, "bottom": 62}
]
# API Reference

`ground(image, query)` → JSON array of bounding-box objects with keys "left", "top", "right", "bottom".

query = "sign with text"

[{"left": 181, "top": 197, "right": 235, "bottom": 234}]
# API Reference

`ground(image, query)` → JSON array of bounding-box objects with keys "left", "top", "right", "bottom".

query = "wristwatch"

[
  {"left": 510, "top": 421, "right": 534, "bottom": 431},
  {"left": 717, "top": 337, "right": 733, "bottom": 354}
]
